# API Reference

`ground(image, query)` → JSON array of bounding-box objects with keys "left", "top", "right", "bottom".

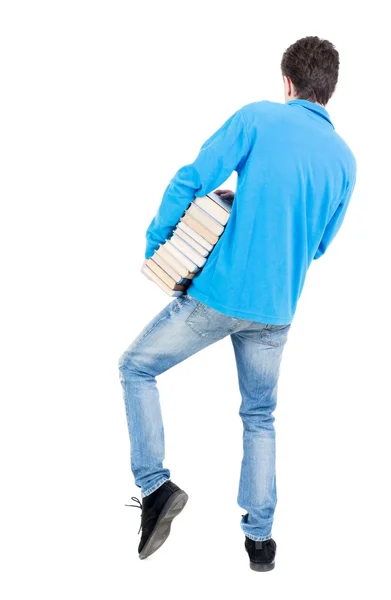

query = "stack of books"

[{"left": 141, "top": 191, "right": 233, "bottom": 296}]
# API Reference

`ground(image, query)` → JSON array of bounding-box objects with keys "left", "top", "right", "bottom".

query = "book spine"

[
  {"left": 177, "top": 221, "right": 213, "bottom": 251},
  {"left": 187, "top": 203, "right": 224, "bottom": 236},
  {"left": 164, "top": 240, "right": 200, "bottom": 273},
  {"left": 193, "top": 196, "right": 230, "bottom": 225},
  {"left": 173, "top": 227, "right": 209, "bottom": 257},
  {"left": 181, "top": 214, "right": 219, "bottom": 245},
  {"left": 150, "top": 253, "right": 183, "bottom": 283},
  {"left": 170, "top": 233, "right": 207, "bottom": 268},
  {"left": 206, "top": 191, "right": 233, "bottom": 213},
  {"left": 146, "top": 257, "right": 177, "bottom": 287},
  {"left": 141, "top": 263, "right": 185, "bottom": 296},
  {"left": 157, "top": 245, "right": 189, "bottom": 278}
]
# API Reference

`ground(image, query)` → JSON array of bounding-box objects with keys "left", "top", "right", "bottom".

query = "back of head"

[{"left": 281, "top": 36, "right": 339, "bottom": 106}]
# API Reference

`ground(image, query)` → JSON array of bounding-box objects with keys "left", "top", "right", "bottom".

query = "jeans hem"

[
  {"left": 141, "top": 477, "right": 170, "bottom": 498},
  {"left": 242, "top": 529, "right": 273, "bottom": 542}
]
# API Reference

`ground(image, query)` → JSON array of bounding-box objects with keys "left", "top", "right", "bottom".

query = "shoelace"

[{"left": 125, "top": 496, "right": 143, "bottom": 534}]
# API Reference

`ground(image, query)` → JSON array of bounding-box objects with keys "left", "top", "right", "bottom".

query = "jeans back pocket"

[{"left": 185, "top": 300, "right": 236, "bottom": 340}]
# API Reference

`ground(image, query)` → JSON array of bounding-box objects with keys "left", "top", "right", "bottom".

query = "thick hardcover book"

[
  {"left": 180, "top": 213, "right": 219, "bottom": 245},
  {"left": 149, "top": 252, "right": 186, "bottom": 283},
  {"left": 141, "top": 263, "right": 187, "bottom": 296},
  {"left": 155, "top": 245, "right": 195, "bottom": 279},
  {"left": 163, "top": 240, "right": 200, "bottom": 273},
  {"left": 176, "top": 220, "right": 213, "bottom": 251},
  {"left": 169, "top": 233, "right": 207, "bottom": 268},
  {"left": 186, "top": 203, "right": 225, "bottom": 236},
  {"left": 193, "top": 192, "right": 231, "bottom": 225},
  {"left": 146, "top": 257, "right": 186, "bottom": 287},
  {"left": 173, "top": 226, "right": 210, "bottom": 257}
]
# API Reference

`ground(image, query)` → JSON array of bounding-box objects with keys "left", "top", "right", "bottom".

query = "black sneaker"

[
  {"left": 245, "top": 535, "right": 277, "bottom": 571},
  {"left": 126, "top": 480, "right": 188, "bottom": 559}
]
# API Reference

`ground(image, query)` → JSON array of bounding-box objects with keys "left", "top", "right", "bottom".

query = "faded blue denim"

[{"left": 118, "top": 293, "right": 291, "bottom": 542}]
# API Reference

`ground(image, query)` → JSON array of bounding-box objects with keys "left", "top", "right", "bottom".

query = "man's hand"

[{"left": 214, "top": 188, "right": 235, "bottom": 203}]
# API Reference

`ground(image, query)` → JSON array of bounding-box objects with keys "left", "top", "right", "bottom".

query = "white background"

[{"left": 1, "top": 1, "right": 390, "bottom": 598}]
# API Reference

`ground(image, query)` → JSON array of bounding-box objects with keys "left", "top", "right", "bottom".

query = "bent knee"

[
  {"left": 118, "top": 348, "right": 133, "bottom": 373},
  {"left": 118, "top": 346, "right": 146, "bottom": 376}
]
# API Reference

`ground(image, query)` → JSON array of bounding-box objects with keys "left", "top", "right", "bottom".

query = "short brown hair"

[{"left": 281, "top": 36, "right": 339, "bottom": 105}]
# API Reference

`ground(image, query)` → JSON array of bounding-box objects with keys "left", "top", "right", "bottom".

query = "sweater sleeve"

[
  {"left": 313, "top": 160, "right": 357, "bottom": 260},
  {"left": 144, "top": 108, "right": 250, "bottom": 259}
]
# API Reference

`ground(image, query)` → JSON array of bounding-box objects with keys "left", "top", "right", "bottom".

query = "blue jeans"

[{"left": 118, "top": 293, "right": 291, "bottom": 542}]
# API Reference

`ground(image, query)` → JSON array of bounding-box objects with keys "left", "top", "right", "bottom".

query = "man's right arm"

[{"left": 313, "top": 159, "right": 357, "bottom": 260}]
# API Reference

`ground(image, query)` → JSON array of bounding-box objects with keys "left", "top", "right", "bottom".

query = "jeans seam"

[{"left": 228, "top": 319, "right": 243, "bottom": 334}]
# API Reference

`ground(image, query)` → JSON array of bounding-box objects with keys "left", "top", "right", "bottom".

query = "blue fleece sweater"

[{"left": 145, "top": 99, "right": 357, "bottom": 324}]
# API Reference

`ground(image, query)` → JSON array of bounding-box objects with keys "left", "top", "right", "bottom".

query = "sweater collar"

[{"left": 287, "top": 98, "right": 334, "bottom": 128}]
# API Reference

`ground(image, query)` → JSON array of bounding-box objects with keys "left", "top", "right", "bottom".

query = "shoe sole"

[
  {"left": 139, "top": 490, "right": 188, "bottom": 560},
  {"left": 249, "top": 559, "right": 275, "bottom": 572}
]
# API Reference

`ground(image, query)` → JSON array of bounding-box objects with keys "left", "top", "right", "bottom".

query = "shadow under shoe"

[
  {"left": 126, "top": 480, "right": 188, "bottom": 560},
  {"left": 245, "top": 536, "right": 277, "bottom": 572}
]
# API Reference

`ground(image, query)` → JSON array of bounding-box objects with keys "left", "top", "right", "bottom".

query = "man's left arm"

[{"left": 144, "top": 108, "right": 251, "bottom": 259}]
